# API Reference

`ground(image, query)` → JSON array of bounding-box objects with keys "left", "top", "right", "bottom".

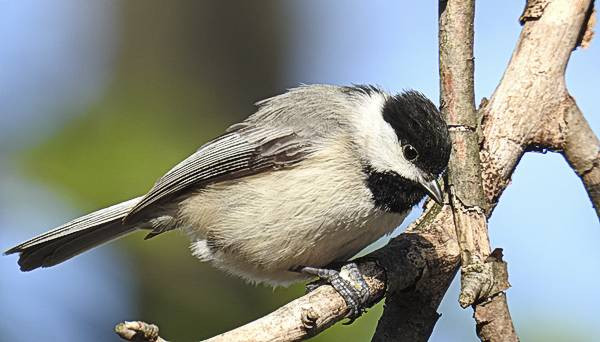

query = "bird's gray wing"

[{"left": 125, "top": 124, "right": 313, "bottom": 221}]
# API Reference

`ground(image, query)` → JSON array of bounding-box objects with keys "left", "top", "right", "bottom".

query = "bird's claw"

[{"left": 300, "top": 262, "right": 369, "bottom": 322}]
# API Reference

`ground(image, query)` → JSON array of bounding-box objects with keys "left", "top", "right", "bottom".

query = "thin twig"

[{"left": 561, "top": 98, "right": 600, "bottom": 218}]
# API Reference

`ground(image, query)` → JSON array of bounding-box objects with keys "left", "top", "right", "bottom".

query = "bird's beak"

[{"left": 419, "top": 177, "right": 444, "bottom": 204}]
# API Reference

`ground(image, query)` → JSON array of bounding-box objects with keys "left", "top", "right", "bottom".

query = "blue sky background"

[{"left": 1, "top": 1, "right": 598, "bottom": 341}]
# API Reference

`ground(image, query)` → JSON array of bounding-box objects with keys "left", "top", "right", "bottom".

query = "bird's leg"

[{"left": 299, "top": 262, "right": 370, "bottom": 322}]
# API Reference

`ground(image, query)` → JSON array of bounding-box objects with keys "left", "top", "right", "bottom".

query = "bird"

[{"left": 5, "top": 84, "right": 451, "bottom": 316}]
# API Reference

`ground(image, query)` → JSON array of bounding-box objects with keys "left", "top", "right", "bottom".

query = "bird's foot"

[{"left": 300, "top": 262, "right": 370, "bottom": 323}]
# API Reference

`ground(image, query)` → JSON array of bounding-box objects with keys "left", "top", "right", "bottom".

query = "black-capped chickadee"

[{"left": 5, "top": 84, "right": 451, "bottom": 315}]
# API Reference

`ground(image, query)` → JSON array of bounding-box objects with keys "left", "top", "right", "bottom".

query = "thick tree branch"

[
  {"left": 439, "top": 0, "right": 518, "bottom": 340},
  {"left": 371, "top": 204, "right": 460, "bottom": 342},
  {"left": 480, "top": 0, "right": 595, "bottom": 212}
]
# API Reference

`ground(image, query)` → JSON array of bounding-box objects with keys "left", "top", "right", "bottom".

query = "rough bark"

[
  {"left": 371, "top": 204, "right": 460, "bottom": 342},
  {"left": 116, "top": 0, "right": 598, "bottom": 341},
  {"left": 480, "top": 0, "right": 596, "bottom": 212},
  {"left": 439, "top": 0, "right": 518, "bottom": 341}
]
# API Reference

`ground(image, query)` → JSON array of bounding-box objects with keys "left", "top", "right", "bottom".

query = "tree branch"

[
  {"left": 116, "top": 0, "right": 597, "bottom": 340},
  {"left": 371, "top": 204, "right": 460, "bottom": 342},
  {"left": 202, "top": 260, "right": 386, "bottom": 342},
  {"left": 117, "top": 222, "right": 460, "bottom": 342},
  {"left": 480, "top": 0, "right": 595, "bottom": 212},
  {"left": 522, "top": 0, "right": 599, "bottom": 217},
  {"left": 438, "top": 0, "right": 518, "bottom": 340},
  {"left": 561, "top": 100, "right": 600, "bottom": 217}
]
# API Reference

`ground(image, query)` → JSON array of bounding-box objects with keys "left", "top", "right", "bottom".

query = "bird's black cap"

[{"left": 381, "top": 90, "right": 451, "bottom": 177}]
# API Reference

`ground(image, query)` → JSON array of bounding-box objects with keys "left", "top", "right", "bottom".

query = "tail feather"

[{"left": 5, "top": 197, "right": 143, "bottom": 271}]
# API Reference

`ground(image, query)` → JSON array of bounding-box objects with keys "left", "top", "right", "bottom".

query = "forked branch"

[{"left": 116, "top": 0, "right": 597, "bottom": 341}]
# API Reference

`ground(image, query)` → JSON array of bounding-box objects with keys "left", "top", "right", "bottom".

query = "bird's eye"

[{"left": 403, "top": 145, "right": 419, "bottom": 161}]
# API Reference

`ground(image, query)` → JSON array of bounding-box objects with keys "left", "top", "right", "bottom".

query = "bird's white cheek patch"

[{"left": 352, "top": 93, "right": 422, "bottom": 182}]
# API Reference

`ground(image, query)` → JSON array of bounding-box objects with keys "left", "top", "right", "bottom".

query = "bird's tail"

[{"left": 4, "top": 197, "right": 142, "bottom": 271}]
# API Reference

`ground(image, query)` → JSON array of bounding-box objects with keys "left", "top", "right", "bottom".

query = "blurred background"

[{"left": 1, "top": 1, "right": 598, "bottom": 341}]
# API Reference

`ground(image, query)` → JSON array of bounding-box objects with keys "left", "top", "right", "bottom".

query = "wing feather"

[{"left": 125, "top": 126, "right": 312, "bottom": 220}]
